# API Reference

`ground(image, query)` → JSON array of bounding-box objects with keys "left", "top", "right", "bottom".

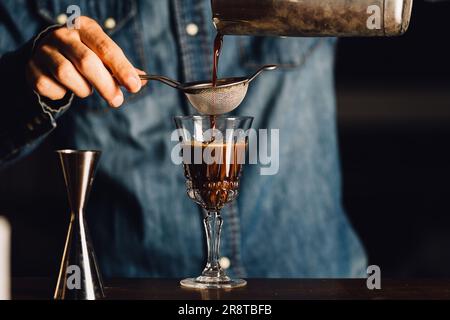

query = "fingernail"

[
  {"left": 111, "top": 95, "right": 124, "bottom": 108},
  {"left": 127, "top": 76, "right": 141, "bottom": 93}
]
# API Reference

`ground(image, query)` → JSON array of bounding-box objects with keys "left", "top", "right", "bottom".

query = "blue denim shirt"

[{"left": 0, "top": 0, "right": 367, "bottom": 278}]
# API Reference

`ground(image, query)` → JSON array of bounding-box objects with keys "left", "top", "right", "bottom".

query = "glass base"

[{"left": 180, "top": 277, "right": 247, "bottom": 289}]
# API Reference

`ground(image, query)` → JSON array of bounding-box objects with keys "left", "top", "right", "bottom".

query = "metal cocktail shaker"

[{"left": 212, "top": 0, "right": 413, "bottom": 37}]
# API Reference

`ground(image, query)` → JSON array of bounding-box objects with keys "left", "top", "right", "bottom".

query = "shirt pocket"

[
  {"left": 35, "top": 0, "right": 145, "bottom": 111},
  {"left": 238, "top": 37, "right": 327, "bottom": 70}
]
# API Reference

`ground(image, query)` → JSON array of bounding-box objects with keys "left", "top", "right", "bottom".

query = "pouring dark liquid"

[
  {"left": 212, "top": 33, "right": 223, "bottom": 87},
  {"left": 209, "top": 33, "right": 224, "bottom": 130}
]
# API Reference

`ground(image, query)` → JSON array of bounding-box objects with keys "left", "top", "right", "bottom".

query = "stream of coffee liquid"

[
  {"left": 212, "top": 33, "right": 223, "bottom": 88},
  {"left": 210, "top": 33, "right": 224, "bottom": 131}
]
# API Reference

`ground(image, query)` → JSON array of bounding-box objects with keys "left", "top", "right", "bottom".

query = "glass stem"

[{"left": 202, "top": 211, "right": 224, "bottom": 278}]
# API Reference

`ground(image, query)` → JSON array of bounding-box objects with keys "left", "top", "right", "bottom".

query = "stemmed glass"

[{"left": 174, "top": 115, "right": 253, "bottom": 289}]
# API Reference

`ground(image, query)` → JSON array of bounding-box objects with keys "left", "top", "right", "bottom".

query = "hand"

[{"left": 26, "top": 16, "right": 145, "bottom": 108}]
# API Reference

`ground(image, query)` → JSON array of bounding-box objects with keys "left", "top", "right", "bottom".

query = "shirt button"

[
  {"left": 104, "top": 18, "right": 117, "bottom": 30},
  {"left": 219, "top": 257, "right": 231, "bottom": 270},
  {"left": 186, "top": 23, "right": 199, "bottom": 36},
  {"left": 56, "top": 14, "right": 68, "bottom": 25}
]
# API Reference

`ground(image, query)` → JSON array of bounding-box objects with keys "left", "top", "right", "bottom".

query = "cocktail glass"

[{"left": 174, "top": 115, "right": 253, "bottom": 289}]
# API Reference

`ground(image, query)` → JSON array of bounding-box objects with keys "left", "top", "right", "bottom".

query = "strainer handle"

[
  {"left": 248, "top": 64, "right": 278, "bottom": 83},
  {"left": 139, "top": 75, "right": 182, "bottom": 90}
]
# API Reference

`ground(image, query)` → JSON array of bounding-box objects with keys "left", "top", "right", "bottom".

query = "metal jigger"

[{"left": 54, "top": 150, "right": 105, "bottom": 300}]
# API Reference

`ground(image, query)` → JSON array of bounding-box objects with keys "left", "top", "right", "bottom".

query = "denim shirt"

[{"left": 0, "top": 0, "right": 367, "bottom": 278}]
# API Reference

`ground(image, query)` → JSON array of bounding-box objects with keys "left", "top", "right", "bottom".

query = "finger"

[
  {"left": 54, "top": 39, "right": 124, "bottom": 108},
  {"left": 36, "top": 45, "right": 93, "bottom": 99},
  {"left": 78, "top": 17, "right": 141, "bottom": 93},
  {"left": 136, "top": 68, "right": 148, "bottom": 86},
  {"left": 27, "top": 60, "right": 67, "bottom": 100}
]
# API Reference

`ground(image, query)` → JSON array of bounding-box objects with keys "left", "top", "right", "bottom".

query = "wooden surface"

[{"left": 11, "top": 278, "right": 450, "bottom": 300}]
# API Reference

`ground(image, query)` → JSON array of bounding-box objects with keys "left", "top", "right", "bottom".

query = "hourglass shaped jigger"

[{"left": 54, "top": 150, "right": 105, "bottom": 300}]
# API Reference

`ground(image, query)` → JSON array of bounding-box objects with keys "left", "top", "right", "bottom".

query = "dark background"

[{"left": 336, "top": 0, "right": 450, "bottom": 277}]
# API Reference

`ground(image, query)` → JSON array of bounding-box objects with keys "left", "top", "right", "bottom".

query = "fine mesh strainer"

[{"left": 139, "top": 65, "right": 277, "bottom": 115}]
